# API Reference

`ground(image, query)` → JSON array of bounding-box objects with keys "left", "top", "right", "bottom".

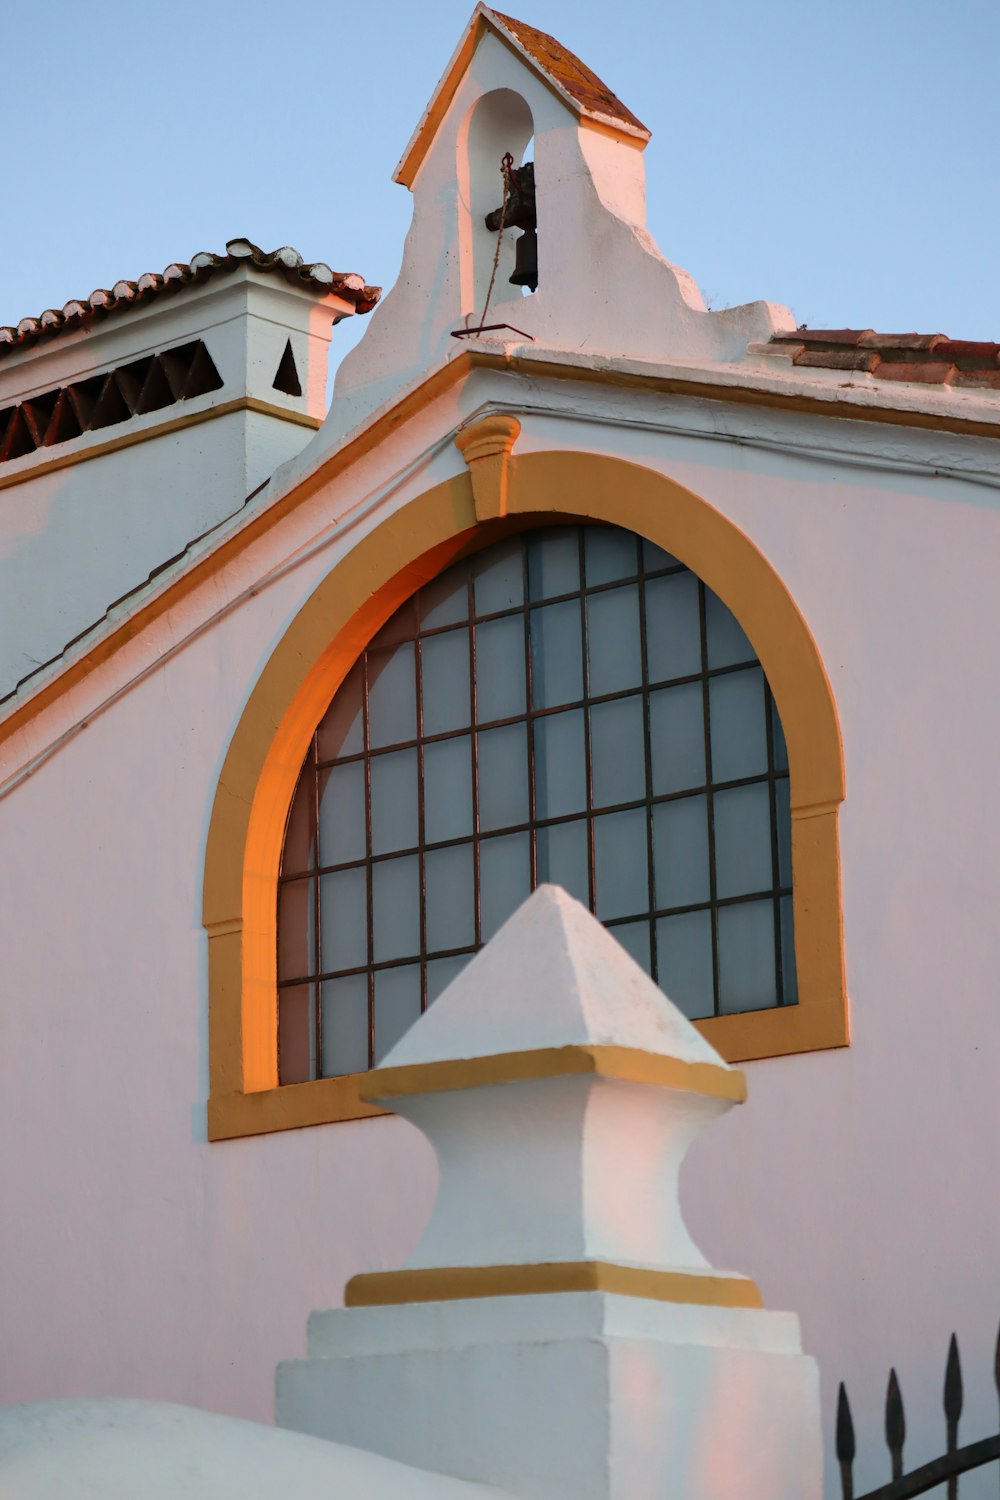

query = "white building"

[{"left": 2, "top": 7, "right": 998, "bottom": 1496}]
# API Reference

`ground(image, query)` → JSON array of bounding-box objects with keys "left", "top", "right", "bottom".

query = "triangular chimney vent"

[{"left": 272, "top": 339, "right": 302, "bottom": 397}]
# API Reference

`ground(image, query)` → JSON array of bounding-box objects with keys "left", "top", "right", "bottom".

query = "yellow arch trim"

[{"left": 204, "top": 451, "right": 847, "bottom": 1141}]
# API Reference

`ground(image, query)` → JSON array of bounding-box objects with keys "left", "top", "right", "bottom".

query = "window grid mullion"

[
  {"left": 361, "top": 651, "right": 376, "bottom": 1069},
  {"left": 415, "top": 629, "right": 428, "bottom": 1016},
  {"left": 698, "top": 580, "right": 722, "bottom": 1018},
  {"left": 469, "top": 576, "right": 483, "bottom": 950},
  {"left": 764, "top": 680, "right": 786, "bottom": 1006},
  {"left": 311, "top": 739, "right": 322, "bottom": 1081},
  {"left": 578, "top": 531, "right": 597, "bottom": 916},
  {"left": 522, "top": 537, "right": 538, "bottom": 890},
  {"left": 636, "top": 544, "right": 659, "bottom": 982}
]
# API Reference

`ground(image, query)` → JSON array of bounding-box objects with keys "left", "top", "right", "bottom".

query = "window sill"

[{"left": 207, "top": 999, "right": 848, "bottom": 1141}]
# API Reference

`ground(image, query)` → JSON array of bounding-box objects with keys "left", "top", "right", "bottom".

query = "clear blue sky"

[{"left": 3, "top": 0, "right": 998, "bottom": 373}]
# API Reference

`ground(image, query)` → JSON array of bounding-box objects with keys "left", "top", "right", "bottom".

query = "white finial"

[{"left": 347, "top": 886, "right": 756, "bottom": 1308}]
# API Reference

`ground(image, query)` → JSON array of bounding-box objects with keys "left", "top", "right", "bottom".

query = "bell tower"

[{"left": 323, "top": 6, "right": 793, "bottom": 442}]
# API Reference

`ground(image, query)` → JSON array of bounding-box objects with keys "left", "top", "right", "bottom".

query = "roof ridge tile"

[{"left": 0, "top": 238, "right": 381, "bottom": 359}]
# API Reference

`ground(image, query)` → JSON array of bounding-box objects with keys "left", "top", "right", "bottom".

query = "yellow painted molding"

[
  {"left": 209, "top": 1074, "right": 387, "bottom": 1141},
  {"left": 201, "top": 447, "right": 848, "bottom": 1138},
  {"left": 0, "top": 396, "right": 320, "bottom": 494},
  {"left": 344, "top": 1260, "right": 762, "bottom": 1309},
  {"left": 360, "top": 1045, "right": 746, "bottom": 1104},
  {"left": 454, "top": 414, "right": 521, "bottom": 520}
]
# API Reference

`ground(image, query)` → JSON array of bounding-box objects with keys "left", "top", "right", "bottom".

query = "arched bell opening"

[{"left": 458, "top": 89, "right": 534, "bottom": 317}]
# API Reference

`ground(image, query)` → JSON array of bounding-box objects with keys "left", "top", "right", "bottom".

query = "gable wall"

[{"left": 2, "top": 378, "right": 999, "bottom": 1495}]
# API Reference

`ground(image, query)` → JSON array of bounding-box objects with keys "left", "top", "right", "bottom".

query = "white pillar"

[{"left": 277, "top": 886, "right": 822, "bottom": 1500}]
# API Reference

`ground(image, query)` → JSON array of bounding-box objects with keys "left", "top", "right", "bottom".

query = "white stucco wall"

[{"left": 2, "top": 369, "right": 999, "bottom": 1500}]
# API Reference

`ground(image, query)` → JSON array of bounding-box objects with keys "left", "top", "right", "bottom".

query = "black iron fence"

[{"left": 837, "top": 1325, "right": 1000, "bottom": 1500}]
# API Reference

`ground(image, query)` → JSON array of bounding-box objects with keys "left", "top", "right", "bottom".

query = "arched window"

[{"left": 276, "top": 524, "right": 795, "bottom": 1085}]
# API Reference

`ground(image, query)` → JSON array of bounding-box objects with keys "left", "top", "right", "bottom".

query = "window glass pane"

[
  {"left": 718, "top": 899, "right": 776, "bottom": 1013},
  {"left": 317, "top": 662, "right": 363, "bottom": 761},
  {"left": 426, "top": 953, "right": 469, "bottom": 1004},
  {"left": 645, "top": 572, "right": 701, "bottom": 682},
  {"left": 609, "top": 919, "right": 651, "bottom": 973},
  {"left": 530, "top": 600, "right": 583, "bottom": 708},
  {"left": 374, "top": 965, "right": 421, "bottom": 1063},
  {"left": 536, "top": 818, "right": 589, "bottom": 904},
  {"left": 321, "top": 975, "right": 368, "bottom": 1076},
  {"left": 534, "top": 708, "right": 586, "bottom": 820},
  {"left": 474, "top": 538, "right": 524, "bottom": 614},
  {"left": 653, "top": 796, "right": 710, "bottom": 910},
  {"left": 425, "top": 843, "right": 475, "bottom": 953},
  {"left": 780, "top": 895, "right": 798, "bottom": 1004},
  {"left": 370, "top": 748, "right": 418, "bottom": 855},
  {"left": 642, "top": 539, "right": 681, "bottom": 573},
  {"left": 475, "top": 615, "right": 526, "bottom": 722},
  {"left": 318, "top": 761, "right": 365, "bottom": 867},
  {"left": 656, "top": 910, "right": 714, "bottom": 1019},
  {"left": 771, "top": 696, "right": 789, "bottom": 773},
  {"left": 590, "top": 696, "right": 646, "bottom": 809},
  {"left": 584, "top": 526, "right": 637, "bottom": 587},
  {"left": 594, "top": 807, "right": 648, "bottom": 921},
  {"left": 586, "top": 584, "right": 642, "bottom": 697},
  {"left": 420, "top": 561, "right": 469, "bottom": 629},
  {"left": 282, "top": 765, "right": 315, "bottom": 875},
  {"left": 480, "top": 832, "right": 531, "bottom": 942},
  {"left": 370, "top": 599, "right": 417, "bottom": 649},
  {"left": 527, "top": 528, "right": 579, "bottom": 601},
  {"left": 775, "top": 778, "right": 792, "bottom": 887},
  {"left": 705, "top": 588, "right": 754, "bottom": 668},
  {"left": 709, "top": 667, "right": 768, "bottom": 782},
  {"left": 278, "top": 983, "right": 315, "bottom": 1084},
  {"left": 368, "top": 643, "right": 416, "bottom": 748},
  {"left": 649, "top": 682, "right": 706, "bottom": 795},
  {"left": 319, "top": 868, "right": 367, "bottom": 972},
  {"left": 372, "top": 855, "right": 419, "bottom": 961},
  {"left": 713, "top": 783, "right": 773, "bottom": 899},
  {"left": 421, "top": 629, "right": 471, "bottom": 736},
  {"left": 424, "top": 736, "right": 473, "bottom": 844},
  {"left": 278, "top": 878, "right": 315, "bottom": 981},
  {"left": 478, "top": 722, "right": 529, "bottom": 832}
]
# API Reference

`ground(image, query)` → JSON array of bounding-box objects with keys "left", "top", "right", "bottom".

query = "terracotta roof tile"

[
  {"left": 770, "top": 327, "right": 1000, "bottom": 393},
  {"left": 873, "top": 360, "right": 954, "bottom": 385},
  {"left": 795, "top": 349, "right": 882, "bottom": 373},
  {"left": 489, "top": 10, "right": 648, "bottom": 136},
  {"left": 0, "top": 238, "right": 381, "bottom": 360},
  {"left": 931, "top": 340, "right": 1000, "bottom": 367},
  {"left": 952, "top": 368, "right": 1000, "bottom": 390},
  {"left": 772, "top": 328, "right": 872, "bottom": 347},
  {"left": 857, "top": 331, "right": 945, "bottom": 352}
]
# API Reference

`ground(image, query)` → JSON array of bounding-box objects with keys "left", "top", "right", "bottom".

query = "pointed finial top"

[{"left": 366, "top": 886, "right": 742, "bottom": 1104}]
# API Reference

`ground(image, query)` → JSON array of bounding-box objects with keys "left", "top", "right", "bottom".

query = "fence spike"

[
  {"left": 945, "top": 1334, "right": 964, "bottom": 1435},
  {"left": 945, "top": 1334, "right": 963, "bottom": 1500},
  {"left": 886, "top": 1368, "right": 906, "bottom": 1480},
  {"left": 837, "top": 1382, "right": 856, "bottom": 1500}
]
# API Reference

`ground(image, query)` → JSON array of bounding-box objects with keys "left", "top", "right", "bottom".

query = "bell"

[{"left": 509, "top": 227, "right": 538, "bottom": 292}]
